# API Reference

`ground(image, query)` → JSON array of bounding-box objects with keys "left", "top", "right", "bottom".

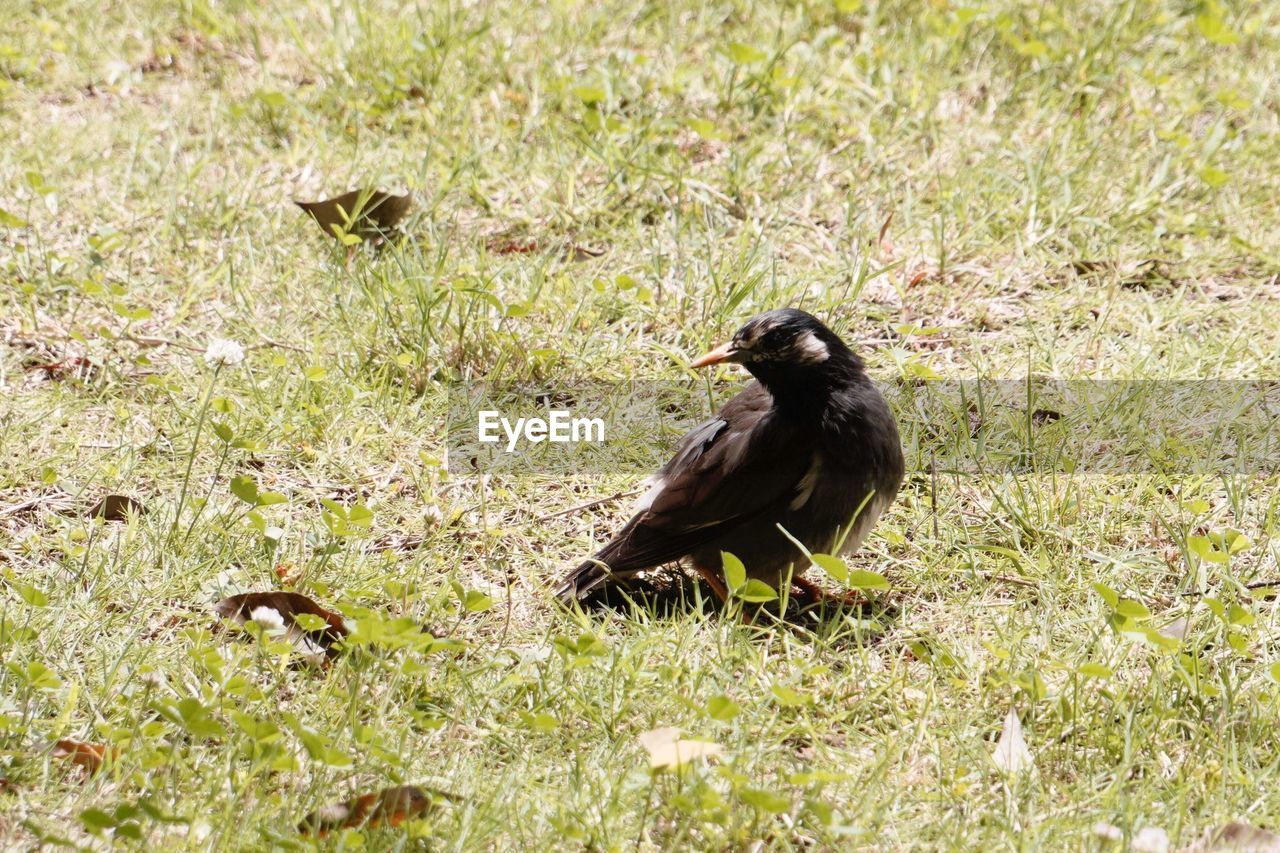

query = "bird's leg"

[
  {"left": 691, "top": 561, "right": 763, "bottom": 626},
  {"left": 689, "top": 561, "right": 730, "bottom": 603},
  {"left": 792, "top": 575, "right": 866, "bottom": 609}
]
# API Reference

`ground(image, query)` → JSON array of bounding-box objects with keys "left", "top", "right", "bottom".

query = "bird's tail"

[{"left": 553, "top": 557, "right": 614, "bottom": 605}]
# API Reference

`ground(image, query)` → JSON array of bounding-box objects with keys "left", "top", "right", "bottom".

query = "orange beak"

[{"left": 690, "top": 341, "right": 737, "bottom": 369}]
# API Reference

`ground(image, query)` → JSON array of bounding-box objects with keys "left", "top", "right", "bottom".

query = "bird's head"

[{"left": 690, "top": 308, "right": 861, "bottom": 390}]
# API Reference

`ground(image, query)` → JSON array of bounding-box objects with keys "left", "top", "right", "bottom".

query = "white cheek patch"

[
  {"left": 632, "top": 476, "right": 666, "bottom": 512},
  {"left": 793, "top": 331, "right": 830, "bottom": 363},
  {"left": 739, "top": 320, "right": 774, "bottom": 349}
]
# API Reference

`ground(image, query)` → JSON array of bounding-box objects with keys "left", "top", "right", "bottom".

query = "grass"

[{"left": 3, "top": 0, "right": 1280, "bottom": 847}]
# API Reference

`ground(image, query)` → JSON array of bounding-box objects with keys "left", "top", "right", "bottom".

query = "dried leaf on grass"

[
  {"left": 637, "top": 727, "right": 723, "bottom": 770},
  {"left": 1181, "top": 822, "right": 1280, "bottom": 853},
  {"left": 295, "top": 189, "right": 412, "bottom": 243},
  {"left": 87, "top": 495, "right": 147, "bottom": 521},
  {"left": 24, "top": 356, "right": 102, "bottom": 382},
  {"left": 52, "top": 739, "right": 117, "bottom": 776},
  {"left": 1069, "top": 257, "right": 1172, "bottom": 288},
  {"left": 297, "top": 785, "right": 456, "bottom": 835},
  {"left": 485, "top": 237, "right": 604, "bottom": 261},
  {"left": 273, "top": 562, "right": 301, "bottom": 586},
  {"left": 1159, "top": 617, "right": 1190, "bottom": 642},
  {"left": 992, "top": 708, "right": 1034, "bottom": 773},
  {"left": 213, "top": 591, "right": 348, "bottom": 661},
  {"left": 488, "top": 238, "right": 539, "bottom": 254}
]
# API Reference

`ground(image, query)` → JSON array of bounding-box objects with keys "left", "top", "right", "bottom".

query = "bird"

[{"left": 554, "top": 307, "right": 904, "bottom": 608}]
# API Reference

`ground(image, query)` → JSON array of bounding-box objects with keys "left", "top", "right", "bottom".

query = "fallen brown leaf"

[
  {"left": 297, "top": 785, "right": 455, "bottom": 835},
  {"left": 213, "top": 591, "right": 348, "bottom": 659},
  {"left": 877, "top": 211, "right": 895, "bottom": 256},
  {"left": 488, "top": 238, "right": 539, "bottom": 255},
  {"left": 138, "top": 53, "right": 177, "bottom": 74},
  {"left": 52, "top": 739, "right": 117, "bottom": 776},
  {"left": 1069, "top": 257, "right": 1170, "bottom": 288},
  {"left": 967, "top": 403, "right": 984, "bottom": 437},
  {"left": 87, "top": 495, "right": 148, "bottom": 521},
  {"left": 1181, "top": 822, "right": 1280, "bottom": 853},
  {"left": 295, "top": 189, "right": 413, "bottom": 243},
  {"left": 273, "top": 562, "right": 301, "bottom": 586},
  {"left": 24, "top": 356, "right": 101, "bottom": 382}
]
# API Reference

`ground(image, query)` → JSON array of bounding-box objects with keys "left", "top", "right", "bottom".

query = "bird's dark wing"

[{"left": 555, "top": 383, "right": 813, "bottom": 602}]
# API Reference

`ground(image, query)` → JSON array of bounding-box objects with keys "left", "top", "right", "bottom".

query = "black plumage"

[{"left": 554, "top": 308, "right": 904, "bottom": 606}]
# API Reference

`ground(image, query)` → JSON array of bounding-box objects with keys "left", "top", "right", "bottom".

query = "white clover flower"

[
  {"left": 248, "top": 605, "right": 285, "bottom": 633},
  {"left": 140, "top": 669, "right": 167, "bottom": 689},
  {"left": 1132, "top": 827, "right": 1169, "bottom": 853},
  {"left": 1092, "top": 822, "right": 1122, "bottom": 843},
  {"left": 204, "top": 337, "right": 245, "bottom": 368}
]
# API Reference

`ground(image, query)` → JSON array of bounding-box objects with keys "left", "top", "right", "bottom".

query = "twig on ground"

[
  {"left": 979, "top": 573, "right": 1040, "bottom": 590},
  {"left": 0, "top": 492, "right": 70, "bottom": 517},
  {"left": 1180, "top": 579, "right": 1280, "bottom": 597},
  {"left": 533, "top": 489, "right": 642, "bottom": 523},
  {"left": 124, "top": 333, "right": 202, "bottom": 351}
]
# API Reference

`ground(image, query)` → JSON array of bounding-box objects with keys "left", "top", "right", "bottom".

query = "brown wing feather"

[{"left": 556, "top": 383, "right": 813, "bottom": 602}]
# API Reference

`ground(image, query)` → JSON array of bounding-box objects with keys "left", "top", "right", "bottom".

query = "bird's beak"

[{"left": 690, "top": 341, "right": 738, "bottom": 368}]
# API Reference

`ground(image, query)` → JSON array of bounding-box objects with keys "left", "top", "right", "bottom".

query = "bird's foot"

[
  {"left": 690, "top": 563, "right": 730, "bottom": 604},
  {"left": 791, "top": 576, "right": 867, "bottom": 610},
  {"left": 691, "top": 563, "right": 767, "bottom": 626}
]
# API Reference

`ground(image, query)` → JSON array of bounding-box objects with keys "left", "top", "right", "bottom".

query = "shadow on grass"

[{"left": 570, "top": 566, "right": 900, "bottom": 643}]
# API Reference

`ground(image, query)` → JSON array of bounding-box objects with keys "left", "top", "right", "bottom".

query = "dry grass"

[{"left": 3, "top": 0, "right": 1280, "bottom": 848}]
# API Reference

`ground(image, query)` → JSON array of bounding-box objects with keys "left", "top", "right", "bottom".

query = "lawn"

[{"left": 3, "top": 0, "right": 1280, "bottom": 848}]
